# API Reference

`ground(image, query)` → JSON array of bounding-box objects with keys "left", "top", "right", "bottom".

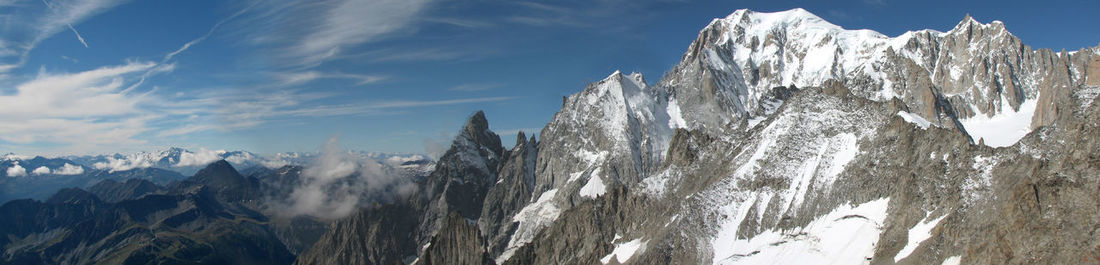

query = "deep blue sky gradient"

[{"left": 1, "top": 0, "right": 1096, "bottom": 155}]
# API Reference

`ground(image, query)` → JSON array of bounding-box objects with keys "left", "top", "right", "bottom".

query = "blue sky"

[{"left": 0, "top": 0, "right": 1096, "bottom": 156}]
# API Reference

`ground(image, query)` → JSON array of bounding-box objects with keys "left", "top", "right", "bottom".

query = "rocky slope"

[
  {"left": 295, "top": 111, "right": 506, "bottom": 265},
  {"left": 295, "top": 8, "right": 1100, "bottom": 265},
  {"left": 87, "top": 178, "right": 163, "bottom": 203}
]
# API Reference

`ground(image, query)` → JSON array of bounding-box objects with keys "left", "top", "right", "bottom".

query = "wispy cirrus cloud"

[
  {"left": 506, "top": 1, "right": 654, "bottom": 28},
  {"left": 0, "top": 0, "right": 129, "bottom": 72},
  {"left": 163, "top": 1, "right": 256, "bottom": 62},
  {"left": 153, "top": 84, "right": 516, "bottom": 137},
  {"left": 235, "top": 0, "right": 435, "bottom": 68},
  {"left": 276, "top": 71, "right": 386, "bottom": 86},
  {"left": 334, "top": 46, "right": 496, "bottom": 64},
  {"left": 449, "top": 82, "right": 504, "bottom": 92},
  {"left": 0, "top": 0, "right": 493, "bottom": 154},
  {"left": 423, "top": 17, "right": 492, "bottom": 29},
  {"left": 40, "top": 0, "right": 90, "bottom": 48},
  {"left": 506, "top": 2, "right": 590, "bottom": 27}
]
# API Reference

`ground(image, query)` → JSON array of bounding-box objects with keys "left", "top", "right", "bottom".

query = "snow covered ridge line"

[
  {"left": 684, "top": 8, "right": 1097, "bottom": 148},
  {"left": 3, "top": 148, "right": 433, "bottom": 173}
]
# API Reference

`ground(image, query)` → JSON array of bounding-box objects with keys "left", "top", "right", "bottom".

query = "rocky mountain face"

[
  {"left": 295, "top": 8, "right": 1100, "bottom": 265},
  {"left": 169, "top": 160, "right": 263, "bottom": 203},
  {"left": 3, "top": 8, "right": 1094, "bottom": 265},
  {"left": 87, "top": 178, "right": 163, "bottom": 203},
  {"left": 295, "top": 111, "right": 507, "bottom": 265}
]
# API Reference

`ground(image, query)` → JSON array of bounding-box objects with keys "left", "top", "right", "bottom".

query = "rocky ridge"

[{"left": 295, "top": 8, "right": 1100, "bottom": 265}]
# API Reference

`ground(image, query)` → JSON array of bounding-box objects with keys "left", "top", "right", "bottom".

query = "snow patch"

[
  {"left": 579, "top": 171, "right": 607, "bottom": 198},
  {"left": 824, "top": 133, "right": 859, "bottom": 182},
  {"left": 641, "top": 170, "right": 671, "bottom": 197},
  {"left": 667, "top": 99, "right": 688, "bottom": 129},
  {"left": 574, "top": 149, "right": 607, "bottom": 169},
  {"left": 783, "top": 140, "right": 830, "bottom": 214},
  {"left": 941, "top": 256, "right": 962, "bottom": 265},
  {"left": 711, "top": 194, "right": 761, "bottom": 264},
  {"left": 600, "top": 238, "right": 647, "bottom": 264},
  {"left": 897, "top": 111, "right": 932, "bottom": 129},
  {"left": 569, "top": 150, "right": 608, "bottom": 183},
  {"left": 712, "top": 198, "right": 890, "bottom": 265},
  {"left": 959, "top": 99, "right": 1037, "bottom": 147},
  {"left": 894, "top": 212, "right": 948, "bottom": 262},
  {"left": 500, "top": 189, "right": 562, "bottom": 263}
]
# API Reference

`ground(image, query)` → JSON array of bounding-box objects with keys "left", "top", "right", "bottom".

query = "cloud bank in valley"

[{"left": 280, "top": 135, "right": 418, "bottom": 219}]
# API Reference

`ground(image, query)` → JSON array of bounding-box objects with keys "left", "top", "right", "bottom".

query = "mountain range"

[
  {"left": 297, "top": 8, "right": 1099, "bottom": 265},
  {"left": 3, "top": 8, "right": 1099, "bottom": 265},
  {"left": 0, "top": 148, "right": 433, "bottom": 204}
]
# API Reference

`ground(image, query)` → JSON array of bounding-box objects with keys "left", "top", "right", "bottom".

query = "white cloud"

[
  {"left": 279, "top": 135, "right": 416, "bottom": 219},
  {"left": 84, "top": 148, "right": 279, "bottom": 171},
  {"left": 0, "top": 61, "right": 167, "bottom": 154},
  {"left": 223, "top": 152, "right": 253, "bottom": 165},
  {"left": 0, "top": 117, "right": 151, "bottom": 153},
  {"left": 0, "top": 61, "right": 153, "bottom": 117},
  {"left": 32, "top": 166, "right": 51, "bottom": 175},
  {"left": 260, "top": 159, "right": 290, "bottom": 169},
  {"left": 54, "top": 163, "right": 84, "bottom": 175},
  {"left": 174, "top": 147, "right": 224, "bottom": 167},
  {"left": 0, "top": 0, "right": 518, "bottom": 155},
  {"left": 6, "top": 162, "right": 26, "bottom": 177},
  {"left": 92, "top": 152, "right": 158, "bottom": 172},
  {"left": 2, "top": 153, "right": 33, "bottom": 161}
]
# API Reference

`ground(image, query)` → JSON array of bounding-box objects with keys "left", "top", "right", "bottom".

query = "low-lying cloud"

[
  {"left": 174, "top": 148, "right": 224, "bottom": 167},
  {"left": 32, "top": 166, "right": 51, "bottom": 175},
  {"left": 54, "top": 163, "right": 85, "bottom": 175},
  {"left": 6, "top": 162, "right": 26, "bottom": 177},
  {"left": 279, "top": 135, "right": 418, "bottom": 219}
]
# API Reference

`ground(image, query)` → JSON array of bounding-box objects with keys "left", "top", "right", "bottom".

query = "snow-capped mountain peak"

[{"left": 670, "top": 8, "right": 1093, "bottom": 147}]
